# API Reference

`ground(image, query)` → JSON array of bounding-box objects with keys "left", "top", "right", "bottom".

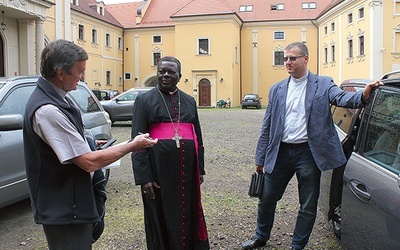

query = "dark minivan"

[{"left": 319, "top": 71, "right": 400, "bottom": 249}]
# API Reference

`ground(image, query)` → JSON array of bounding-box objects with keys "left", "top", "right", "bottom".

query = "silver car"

[
  {"left": 0, "top": 76, "right": 114, "bottom": 209},
  {"left": 100, "top": 87, "right": 153, "bottom": 124},
  {"left": 319, "top": 72, "right": 400, "bottom": 248}
]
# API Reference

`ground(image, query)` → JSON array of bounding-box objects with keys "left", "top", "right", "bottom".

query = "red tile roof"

[
  {"left": 106, "top": 2, "right": 142, "bottom": 28},
  {"left": 99, "top": 0, "right": 338, "bottom": 29},
  {"left": 71, "top": 0, "right": 123, "bottom": 27}
]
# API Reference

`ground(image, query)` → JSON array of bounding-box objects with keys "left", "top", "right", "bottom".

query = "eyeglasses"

[{"left": 283, "top": 55, "right": 305, "bottom": 62}]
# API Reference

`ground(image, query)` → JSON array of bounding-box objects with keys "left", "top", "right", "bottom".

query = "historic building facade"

[{"left": 0, "top": 0, "right": 399, "bottom": 107}]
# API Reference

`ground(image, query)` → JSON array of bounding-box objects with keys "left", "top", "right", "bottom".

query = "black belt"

[{"left": 280, "top": 141, "right": 308, "bottom": 148}]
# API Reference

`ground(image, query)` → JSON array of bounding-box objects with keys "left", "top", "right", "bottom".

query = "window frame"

[{"left": 197, "top": 38, "right": 210, "bottom": 55}]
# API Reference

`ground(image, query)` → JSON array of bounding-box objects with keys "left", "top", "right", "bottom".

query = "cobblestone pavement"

[{"left": 0, "top": 108, "right": 341, "bottom": 250}]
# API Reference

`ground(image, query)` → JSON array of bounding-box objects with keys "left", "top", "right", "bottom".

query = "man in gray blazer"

[{"left": 241, "top": 42, "right": 381, "bottom": 250}]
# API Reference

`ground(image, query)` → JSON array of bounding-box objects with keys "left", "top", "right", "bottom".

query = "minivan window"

[
  {"left": 0, "top": 85, "right": 35, "bottom": 116},
  {"left": 361, "top": 89, "right": 400, "bottom": 174},
  {"left": 68, "top": 85, "right": 101, "bottom": 113},
  {"left": 331, "top": 86, "right": 362, "bottom": 133}
]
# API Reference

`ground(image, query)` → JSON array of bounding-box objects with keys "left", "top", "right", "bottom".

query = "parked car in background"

[
  {"left": 319, "top": 71, "right": 400, "bottom": 249},
  {"left": 92, "top": 89, "right": 120, "bottom": 101},
  {"left": 0, "top": 76, "right": 115, "bottom": 209},
  {"left": 241, "top": 94, "right": 262, "bottom": 109},
  {"left": 101, "top": 87, "right": 153, "bottom": 124}
]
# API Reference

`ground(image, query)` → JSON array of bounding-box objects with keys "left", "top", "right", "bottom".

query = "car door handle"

[{"left": 349, "top": 180, "right": 371, "bottom": 202}]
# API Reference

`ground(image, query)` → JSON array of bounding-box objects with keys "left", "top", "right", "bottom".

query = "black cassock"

[{"left": 131, "top": 86, "right": 209, "bottom": 250}]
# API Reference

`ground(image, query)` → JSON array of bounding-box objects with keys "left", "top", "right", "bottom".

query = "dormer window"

[
  {"left": 239, "top": 5, "right": 253, "bottom": 12},
  {"left": 70, "top": 0, "right": 78, "bottom": 5},
  {"left": 99, "top": 6, "right": 104, "bottom": 16},
  {"left": 271, "top": 4, "right": 284, "bottom": 11}
]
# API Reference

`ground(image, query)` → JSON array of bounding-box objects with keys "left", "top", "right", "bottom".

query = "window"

[
  {"left": 118, "top": 37, "right": 122, "bottom": 50},
  {"left": 324, "top": 26, "right": 328, "bottom": 35},
  {"left": 331, "top": 22, "right": 335, "bottom": 32},
  {"left": 271, "top": 4, "right": 284, "bottom": 10},
  {"left": 348, "top": 13, "right": 353, "bottom": 24},
  {"left": 99, "top": 6, "right": 104, "bottom": 15},
  {"left": 274, "top": 51, "right": 284, "bottom": 65},
  {"left": 124, "top": 72, "right": 132, "bottom": 80},
  {"left": 359, "top": 36, "right": 365, "bottom": 55},
  {"left": 153, "top": 35, "right": 162, "bottom": 44},
  {"left": 361, "top": 90, "right": 400, "bottom": 174},
  {"left": 324, "top": 47, "right": 328, "bottom": 64},
  {"left": 358, "top": 7, "right": 364, "bottom": 19},
  {"left": 198, "top": 38, "right": 210, "bottom": 55},
  {"left": 153, "top": 52, "right": 161, "bottom": 66},
  {"left": 302, "top": 2, "right": 316, "bottom": 9},
  {"left": 92, "top": 29, "right": 97, "bottom": 44},
  {"left": 78, "top": 25, "right": 84, "bottom": 40},
  {"left": 274, "top": 31, "right": 284, "bottom": 40},
  {"left": 396, "top": 31, "right": 400, "bottom": 52},
  {"left": 348, "top": 39, "right": 353, "bottom": 58},
  {"left": 105, "top": 33, "right": 111, "bottom": 47},
  {"left": 68, "top": 85, "right": 101, "bottom": 113},
  {"left": 106, "top": 71, "right": 111, "bottom": 85},
  {"left": 331, "top": 86, "right": 363, "bottom": 133},
  {"left": 239, "top": 5, "right": 253, "bottom": 12},
  {"left": 0, "top": 85, "right": 35, "bottom": 116},
  {"left": 70, "top": 0, "right": 78, "bottom": 5},
  {"left": 331, "top": 45, "right": 335, "bottom": 62}
]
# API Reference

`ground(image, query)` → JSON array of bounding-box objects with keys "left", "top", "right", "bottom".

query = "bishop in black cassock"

[{"left": 131, "top": 56, "right": 209, "bottom": 250}]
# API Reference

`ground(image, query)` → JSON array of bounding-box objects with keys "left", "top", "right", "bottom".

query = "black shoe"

[{"left": 241, "top": 236, "right": 266, "bottom": 249}]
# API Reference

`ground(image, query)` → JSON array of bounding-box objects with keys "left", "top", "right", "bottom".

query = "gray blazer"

[{"left": 255, "top": 72, "right": 365, "bottom": 173}]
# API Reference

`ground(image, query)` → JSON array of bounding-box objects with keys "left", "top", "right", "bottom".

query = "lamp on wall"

[
  {"left": 184, "top": 78, "right": 188, "bottom": 84},
  {"left": 220, "top": 78, "right": 223, "bottom": 83},
  {"left": 1, "top": 11, "right": 6, "bottom": 30}
]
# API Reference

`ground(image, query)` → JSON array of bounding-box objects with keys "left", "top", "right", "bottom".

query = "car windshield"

[
  {"left": 245, "top": 95, "right": 257, "bottom": 99},
  {"left": 68, "top": 85, "right": 101, "bottom": 113}
]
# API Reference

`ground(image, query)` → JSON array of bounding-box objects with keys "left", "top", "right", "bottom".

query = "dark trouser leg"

[
  {"left": 43, "top": 224, "right": 92, "bottom": 250},
  {"left": 255, "top": 147, "right": 295, "bottom": 242},
  {"left": 292, "top": 145, "right": 321, "bottom": 249}
]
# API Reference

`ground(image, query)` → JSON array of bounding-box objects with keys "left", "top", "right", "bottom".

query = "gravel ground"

[{"left": 0, "top": 108, "right": 341, "bottom": 250}]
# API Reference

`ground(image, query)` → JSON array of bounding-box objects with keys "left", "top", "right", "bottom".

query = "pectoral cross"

[{"left": 172, "top": 132, "right": 182, "bottom": 148}]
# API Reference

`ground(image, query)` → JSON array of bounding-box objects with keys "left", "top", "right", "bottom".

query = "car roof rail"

[{"left": 381, "top": 70, "right": 400, "bottom": 80}]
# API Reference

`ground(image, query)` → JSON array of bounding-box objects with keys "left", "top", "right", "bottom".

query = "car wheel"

[
  {"left": 241, "top": 105, "right": 245, "bottom": 109},
  {"left": 257, "top": 105, "right": 261, "bottom": 109},
  {"left": 332, "top": 205, "right": 341, "bottom": 240},
  {"left": 101, "top": 168, "right": 110, "bottom": 185}
]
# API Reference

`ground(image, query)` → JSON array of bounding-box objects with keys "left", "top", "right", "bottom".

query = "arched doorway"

[
  {"left": 0, "top": 34, "right": 4, "bottom": 77},
  {"left": 199, "top": 78, "right": 211, "bottom": 106}
]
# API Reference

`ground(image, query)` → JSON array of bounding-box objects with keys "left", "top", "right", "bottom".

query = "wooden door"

[{"left": 199, "top": 78, "right": 211, "bottom": 106}]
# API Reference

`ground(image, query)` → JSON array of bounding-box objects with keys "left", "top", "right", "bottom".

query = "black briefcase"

[{"left": 248, "top": 172, "right": 264, "bottom": 198}]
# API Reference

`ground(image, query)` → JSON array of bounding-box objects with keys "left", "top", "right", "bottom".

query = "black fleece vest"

[{"left": 23, "top": 77, "right": 99, "bottom": 225}]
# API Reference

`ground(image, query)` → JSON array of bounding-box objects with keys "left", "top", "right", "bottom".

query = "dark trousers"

[
  {"left": 43, "top": 224, "right": 92, "bottom": 250},
  {"left": 255, "top": 142, "right": 321, "bottom": 249}
]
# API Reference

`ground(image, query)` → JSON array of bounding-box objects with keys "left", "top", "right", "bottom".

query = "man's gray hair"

[
  {"left": 40, "top": 39, "right": 88, "bottom": 79},
  {"left": 285, "top": 42, "right": 309, "bottom": 56}
]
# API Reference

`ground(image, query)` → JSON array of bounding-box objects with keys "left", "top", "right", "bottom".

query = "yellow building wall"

[
  {"left": 383, "top": 0, "right": 400, "bottom": 73},
  {"left": 174, "top": 16, "right": 242, "bottom": 106},
  {"left": 72, "top": 12, "right": 124, "bottom": 92},
  {"left": 241, "top": 22, "right": 318, "bottom": 104},
  {"left": 45, "top": 5, "right": 56, "bottom": 42},
  {"left": 319, "top": 1, "right": 371, "bottom": 84},
  {"left": 123, "top": 27, "right": 176, "bottom": 90}
]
